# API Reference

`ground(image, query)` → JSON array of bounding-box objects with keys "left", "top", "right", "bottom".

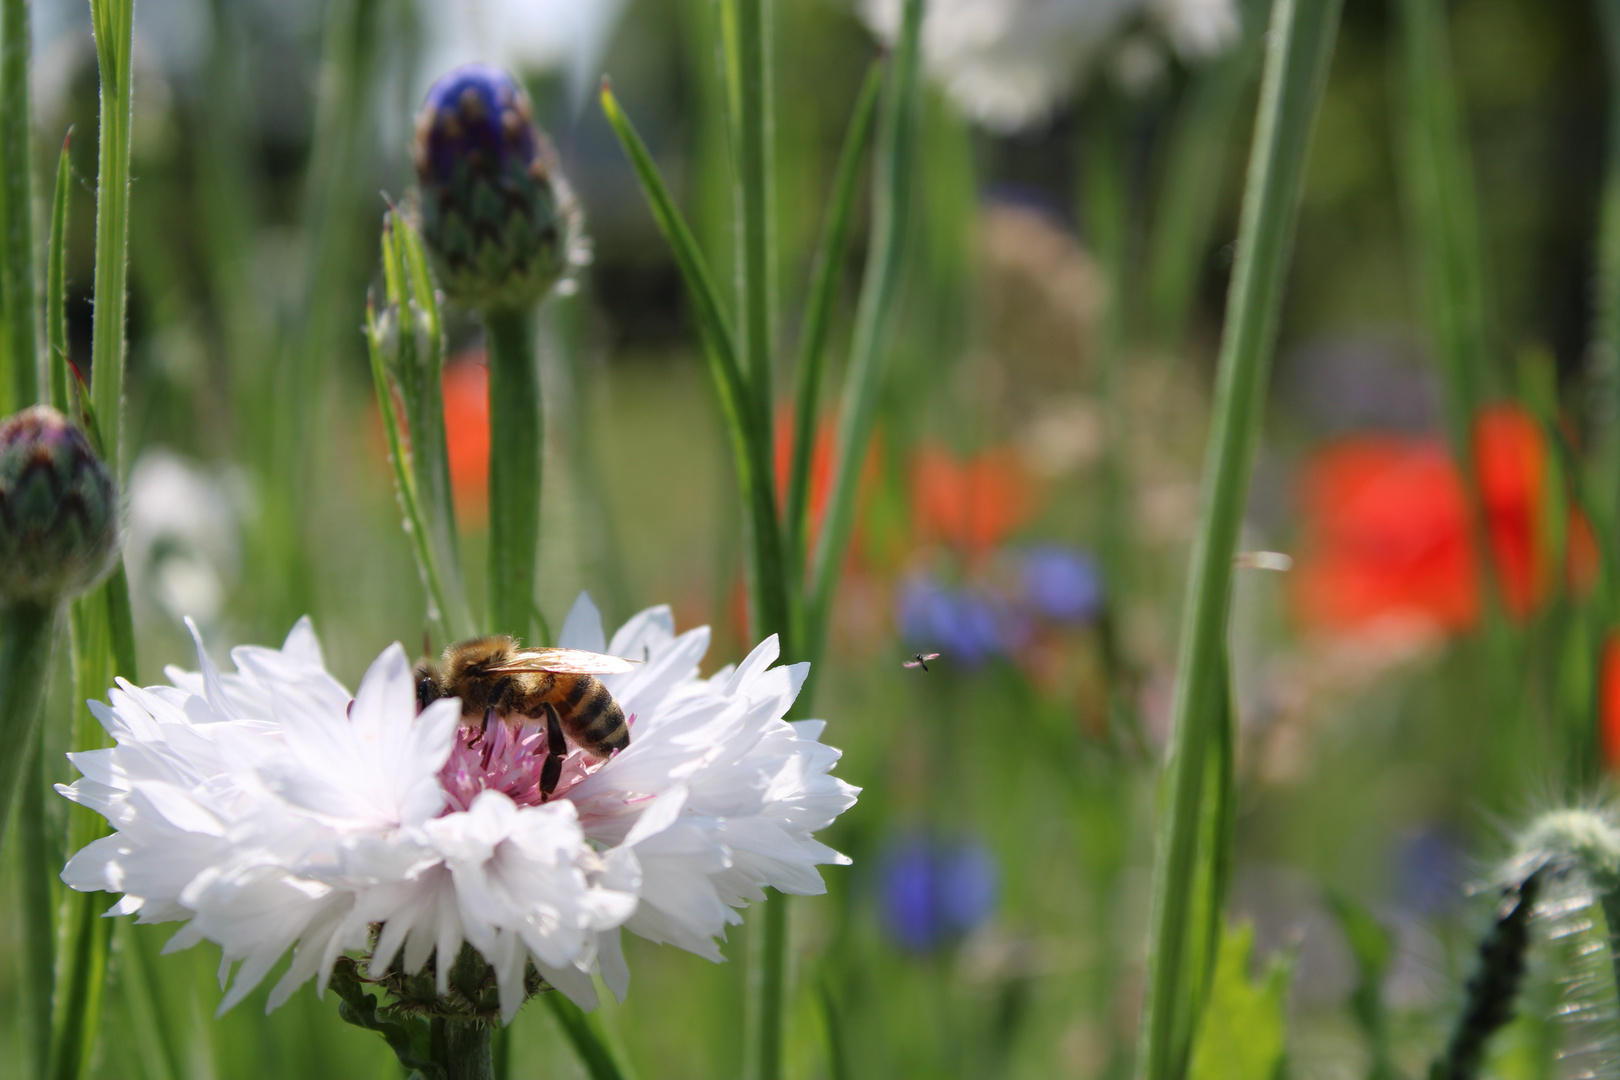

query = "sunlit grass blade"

[
  {"left": 1145, "top": 10, "right": 1265, "bottom": 345},
  {"left": 1, "top": 0, "right": 38, "bottom": 411},
  {"left": 1134, "top": 2, "right": 1343, "bottom": 1080},
  {"left": 366, "top": 298, "right": 456, "bottom": 646},
  {"left": 804, "top": 0, "right": 925, "bottom": 672},
  {"left": 544, "top": 994, "right": 631, "bottom": 1080},
  {"left": 1393, "top": 0, "right": 1495, "bottom": 463},
  {"left": 784, "top": 58, "right": 884, "bottom": 579},
  {"left": 377, "top": 213, "right": 475, "bottom": 641},
  {"left": 47, "top": 131, "right": 72, "bottom": 413}
]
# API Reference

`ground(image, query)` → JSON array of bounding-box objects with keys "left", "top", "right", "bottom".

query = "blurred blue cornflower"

[
  {"left": 897, "top": 573, "right": 1027, "bottom": 666},
  {"left": 1019, "top": 544, "right": 1103, "bottom": 624},
  {"left": 1392, "top": 826, "right": 1467, "bottom": 916},
  {"left": 878, "top": 832, "right": 999, "bottom": 951}
]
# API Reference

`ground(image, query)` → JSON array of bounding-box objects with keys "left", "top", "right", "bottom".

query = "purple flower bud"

[
  {"left": 0, "top": 406, "right": 118, "bottom": 602},
  {"left": 413, "top": 64, "right": 579, "bottom": 310}
]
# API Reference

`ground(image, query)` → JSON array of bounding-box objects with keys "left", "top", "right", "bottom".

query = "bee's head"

[{"left": 413, "top": 660, "right": 443, "bottom": 712}]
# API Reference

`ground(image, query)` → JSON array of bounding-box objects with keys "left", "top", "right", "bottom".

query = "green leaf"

[
  {"left": 328, "top": 959, "right": 444, "bottom": 1080},
  {"left": 1327, "top": 894, "right": 1396, "bottom": 1080},
  {"left": 1188, "top": 923, "right": 1293, "bottom": 1080},
  {"left": 47, "top": 130, "right": 73, "bottom": 414}
]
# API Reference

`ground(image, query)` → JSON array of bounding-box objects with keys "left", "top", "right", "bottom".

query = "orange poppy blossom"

[
  {"left": 1294, "top": 403, "right": 1597, "bottom": 636},
  {"left": 366, "top": 350, "right": 492, "bottom": 527}
]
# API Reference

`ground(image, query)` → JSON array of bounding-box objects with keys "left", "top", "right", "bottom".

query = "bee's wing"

[
  {"left": 902, "top": 659, "right": 921, "bottom": 668},
  {"left": 484, "top": 647, "right": 642, "bottom": 675},
  {"left": 921, "top": 653, "right": 941, "bottom": 661}
]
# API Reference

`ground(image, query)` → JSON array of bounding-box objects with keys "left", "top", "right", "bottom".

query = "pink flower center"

[{"left": 435, "top": 715, "right": 628, "bottom": 814}]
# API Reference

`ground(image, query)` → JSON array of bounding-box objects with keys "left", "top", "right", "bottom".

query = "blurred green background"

[{"left": 3, "top": 0, "right": 1615, "bottom": 1077}]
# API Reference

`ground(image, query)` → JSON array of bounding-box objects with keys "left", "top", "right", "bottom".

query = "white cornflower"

[
  {"left": 124, "top": 449, "right": 247, "bottom": 629},
  {"left": 858, "top": 0, "right": 1240, "bottom": 133},
  {"left": 59, "top": 595, "right": 858, "bottom": 1023}
]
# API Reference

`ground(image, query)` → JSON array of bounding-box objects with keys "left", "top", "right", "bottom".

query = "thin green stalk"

[
  {"left": 1145, "top": 0, "right": 1266, "bottom": 345},
  {"left": 115, "top": 923, "right": 183, "bottom": 1080},
  {"left": 1134, "top": 3, "right": 1343, "bottom": 1080},
  {"left": 544, "top": 994, "right": 631, "bottom": 1080},
  {"left": 1589, "top": 0, "right": 1620, "bottom": 601},
  {"left": 1393, "top": 0, "right": 1494, "bottom": 464},
  {"left": 87, "top": 0, "right": 133, "bottom": 476},
  {"left": 729, "top": 0, "right": 777, "bottom": 454},
  {"left": 484, "top": 305, "right": 543, "bottom": 637},
  {"left": 47, "top": 131, "right": 70, "bottom": 413},
  {"left": 1, "top": 0, "right": 37, "bottom": 410},
  {"left": 0, "top": 600, "right": 56, "bottom": 842},
  {"left": 784, "top": 59, "right": 884, "bottom": 578},
  {"left": 21, "top": 734, "right": 57, "bottom": 1079},
  {"left": 747, "top": 892, "right": 791, "bottom": 1080},
  {"left": 803, "top": 0, "right": 925, "bottom": 673}
]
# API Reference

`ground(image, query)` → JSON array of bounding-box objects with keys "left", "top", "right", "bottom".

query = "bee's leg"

[
  {"left": 539, "top": 702, "right": 566, "bottom": 799},
  {"left": 489, "top": 676, "right": 513, "bottom": 710}
]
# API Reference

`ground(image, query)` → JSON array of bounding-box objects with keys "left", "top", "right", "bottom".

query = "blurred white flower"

[
  {"left": 59, "top": 595, "right": 857, "bottom": 1022},
  {"left": 416, "top": 0, "right": 631, "bottom": 109},
  {"left": 859, "top": 0, "right": 1240, "bottom": 132},
  {"left": 124, "top": 449, "right": 247, "bottom": 628}
]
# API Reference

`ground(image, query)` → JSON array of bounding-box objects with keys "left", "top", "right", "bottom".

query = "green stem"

[
  {"left": 20, "top": 732, "right": 57, "bottom": 1079},
  {"left": 1, "top": 0, "right": 37, "bottom": 410},
  {"left": 544, "top": 994, "right": 631, "bottom": 1080},
  {"left": 1134, "top": 3, "right": 1343, "bottom": 1080},
  {"left": 87, "top": 0, "right": 133, "bottom": 476},
  {"left": 47, "top": 131, "right": 70, "bottom": 413},
  {"left": 443, "top": 1022, "right": 493, "bottom": 1080},
  {"left": 803, "top": 0, "right": 924, "bottom": 678},
  {"left": 747, "top": 890, "right": 791, "bottom": 1080},
  {"left": 484, "top": 305, "right": 543, "bottom": 638},
  {"left": 784, "top": 60, "right": 884, "bottom": 580},
  {"left": 0, "top": 599, "right": 56, "bottom": 843},
  {"left": 733, "top": 0, "right": 776, "bottom": 453}
]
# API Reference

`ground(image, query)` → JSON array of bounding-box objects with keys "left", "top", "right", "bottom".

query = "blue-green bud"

[
  {"left": 413, "top": 64, "right": 580, "bottom": 311},
  {"left": 0, "top": 406, "right": 118, "bottom": 602}
]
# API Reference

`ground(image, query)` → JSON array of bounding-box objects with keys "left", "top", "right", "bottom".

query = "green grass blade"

[
  {"left": 544, "top": 994, "right": 630, "bottom": 1080},
  {"left": 784, "top": 58, "right": 884, "bottom": 578},
  {"left": 0, "top": 601, "right": 57, "bottom": 844},
  {"left": 115, "top": 923, "right": 184, "bottom": 1080},
  {"left": 804, "top": 0, "right": 925, "bottom": 672},
  {"left": 47, "top": 131, "right": 72, "bottom": 413},
  {"left": 87, "top": 0, "right": 134, "bottom": 477},
  {"left": 1393, "top": 0, "right": 1495, "bottom": 464},
  {"left": 21, "top": 733, "right": 58, "bottom": 1079},
  {"left": 1, "top": 0, "right": 37, "bottom": 409},
  {"left": 1588, "top": 0, "right": 1620, "bottom": 586},
  {"left": 817, "top": 973, "right": 852, "bottom": 1080},
  {"left": 1134, "top": 2, "right": 1343, "bottom": 1080},
  {"left": 728, "top": 0, "right": 778, "bottom": 483},
  {"left": 600, "top": 81, "right": 791, "bottom": 649}
]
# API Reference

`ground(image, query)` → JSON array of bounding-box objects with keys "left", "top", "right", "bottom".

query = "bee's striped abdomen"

[{"left": 550, "top": 675, "right": 629, "bottom": 757}]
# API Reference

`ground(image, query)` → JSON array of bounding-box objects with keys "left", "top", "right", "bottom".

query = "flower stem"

[
  {"left": 483, "top": 304, "right": 543, "bottom": 638},
  {"left": 47, "top": 131, "right": 72, "bottom": 413},
  {"left": 746, "top": 889, "right": 791, "bottom": 1080},
  {"left": 1134, "top": 3, "right": 1342, "bottom": 1080},
  {"left": 1, "top": 0, "right": 38, "bottom": 411},
  {"left": 21, "top": 735, "right": 57, "bottom": 1079},
  {"left": 0, "top": 599, "right": 57, "bottom": 844},
  {"left": 444, "top": 1022, "right": 494, "bottom": 1080}
]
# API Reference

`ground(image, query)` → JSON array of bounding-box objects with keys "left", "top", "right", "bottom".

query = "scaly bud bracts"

[
  {"left": 0, "top": 406, "right": 118, "bottom": 602},
  {"left": 413, "top": 64, "right": 578, "bottom": 311}
]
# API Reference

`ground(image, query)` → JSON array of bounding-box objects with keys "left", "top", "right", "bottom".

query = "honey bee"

[{"left": 415, "top": 637, "right": 640, "bottom": 793}]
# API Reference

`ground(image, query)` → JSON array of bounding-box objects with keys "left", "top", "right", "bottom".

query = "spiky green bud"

[
  {"left": 0, "top": 406, "right": 118, "bottom": 602},
  {"left": 413, "top": 64, "right": 580, "bottom": 311}
]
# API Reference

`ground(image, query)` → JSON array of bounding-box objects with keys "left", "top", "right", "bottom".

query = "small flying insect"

[
  {"left": 903, "top": 652, "right": 941, "bottom": 673},
  {"left": 415, "top": 636, "right": 641, "bottom": 797}
]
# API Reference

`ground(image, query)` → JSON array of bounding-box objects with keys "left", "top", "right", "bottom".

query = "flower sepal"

[{"left": 368, "top": 941, "right": 540, "bottom": 1024}]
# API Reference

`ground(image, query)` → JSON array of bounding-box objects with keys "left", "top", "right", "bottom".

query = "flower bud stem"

[
  {"left": 442, "top": 1021, "right": 494, "bottom": 1080},
  {"left": 1, "top": 0, "right": 39, "bottom": 413},
  {"left": 0, "top": 598, "right": 57, "bottom": 843},
  {"left": 483, "top": 305, "right": 543, "bottom": 638}
]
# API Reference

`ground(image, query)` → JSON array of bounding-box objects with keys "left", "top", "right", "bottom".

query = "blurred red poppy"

[
  {"left": 773, "top": 406, "right": 882, "bottom": 552},
  {"left": 442, "top": 354, "right": 491, "bottom": 525},
  {"left": 1295, "top": 403, "right": 1595, "bottom": 635},
  {"left": 910, "top": 443, "right": 1039, "bottom": 556},
  {"left": 1293, "top": 436, "right": 1479, "bottom": 633},
  {"left": 1473, "top": 404, "right": 1546, "bottom": 619},
  {"left": 1601, "top": 633, "right": 1620, "bottom": 771}
]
